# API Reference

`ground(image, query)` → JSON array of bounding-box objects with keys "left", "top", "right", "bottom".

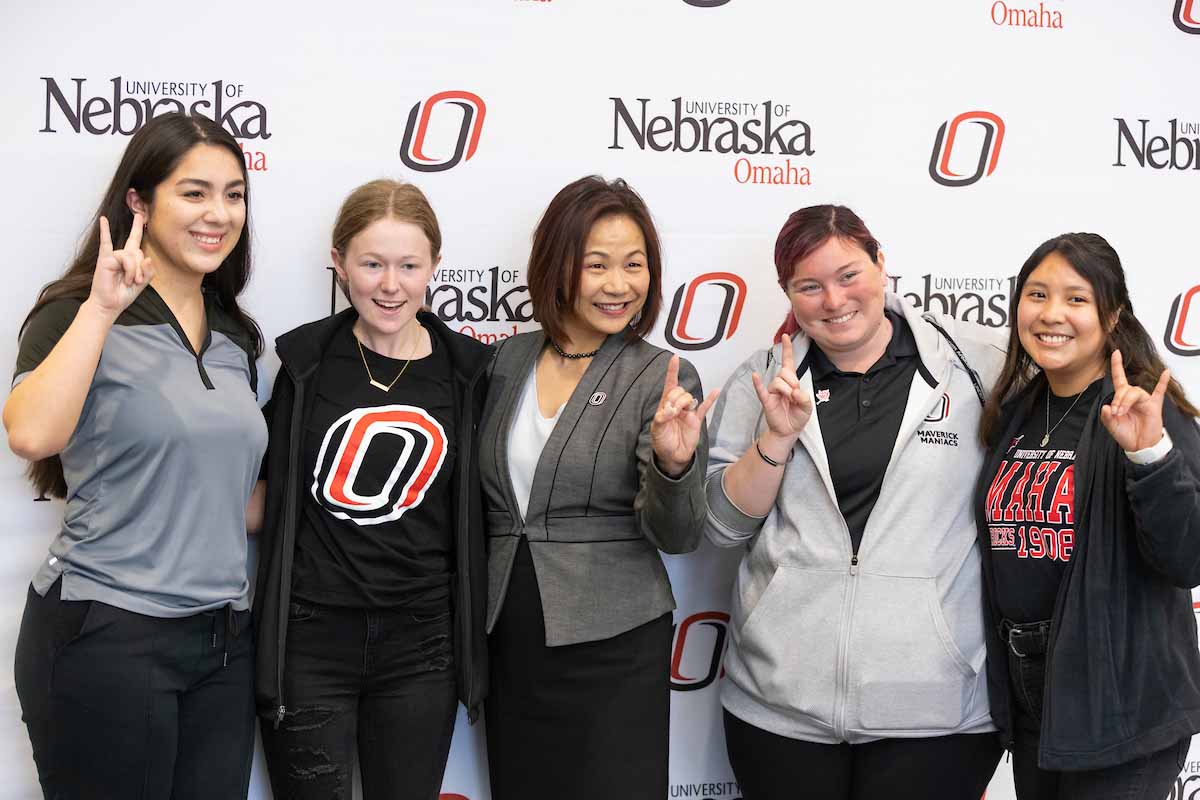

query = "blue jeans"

[{"left": 260, "top": 599, "right": 457, "bottom": 800}]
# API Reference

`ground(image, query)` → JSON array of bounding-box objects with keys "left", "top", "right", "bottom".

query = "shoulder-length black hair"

[
  {"left": 980, "top": 232, "right": 1198, "bottom": 445},
  {"left": 21, "top": 112, "right": 263, "bottom": 497}
]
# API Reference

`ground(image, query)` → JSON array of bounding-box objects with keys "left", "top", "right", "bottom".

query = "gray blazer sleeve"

[{"left": 633, "top": 356, "right": 708, "bottom": 554}]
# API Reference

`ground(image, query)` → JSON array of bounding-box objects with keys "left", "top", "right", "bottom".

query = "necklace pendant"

[
  {"left": 369, "top": 379, "right": 391, "bottom": 392},
  {"left": 1039, "top": 434, "right": 1050, "bottom": 447}
]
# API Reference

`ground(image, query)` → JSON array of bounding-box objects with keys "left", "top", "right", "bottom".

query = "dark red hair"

[{"left": 772, "top": 205, "right": 881, "bottom": 341}]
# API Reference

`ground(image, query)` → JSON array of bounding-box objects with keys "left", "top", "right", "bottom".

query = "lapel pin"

[{"left": 589, "top": 392, "right": 607, "bottom": 406}]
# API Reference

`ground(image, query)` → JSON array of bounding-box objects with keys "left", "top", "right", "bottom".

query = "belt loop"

[{"left": 1000, "top": 618, "right": 1051, "bottom": 658}]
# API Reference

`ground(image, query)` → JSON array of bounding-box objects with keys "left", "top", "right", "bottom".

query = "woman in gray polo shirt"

[{"left": 5, "top": 113, "right": 266, "bottom": 800}]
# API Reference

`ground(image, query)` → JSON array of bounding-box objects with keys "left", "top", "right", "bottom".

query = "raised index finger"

[
  {"left": 660, "top": 354, "right": 680, "bottom": 404},
  {"left": 124, "top": 212, "right": 145, "bottom": 252},
  {"left": 779, "top": 333, "right": 795, "bottom": 371},
  {"left": 98, "top": 216, "right": 114, "bottom": 257},
  {"left": 1110, "top": 349, "right": 1129, "bottom": 391}
]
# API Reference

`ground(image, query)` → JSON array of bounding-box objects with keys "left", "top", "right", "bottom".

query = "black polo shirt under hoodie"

[
  {"left": 292, "top": 324, "right": 456, "bottom": 610},
  {"left": 984, "top": 380, "right": 1100, "bottom": 623},
  {"left": 808, "top": 311, "right": 919, "bottom": 554}
]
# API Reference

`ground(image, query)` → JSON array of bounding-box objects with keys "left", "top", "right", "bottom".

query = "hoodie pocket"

[
  {"left": 845, "top": 572, "right": 978, "bottom": 732},
  {"left": 732, "top": 565, "right": 846, "bottom": 727}
]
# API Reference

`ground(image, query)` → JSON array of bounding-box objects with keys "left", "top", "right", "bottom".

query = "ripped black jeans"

[{"left": 260, "top": 599, "right": 456, "bottom": 800}]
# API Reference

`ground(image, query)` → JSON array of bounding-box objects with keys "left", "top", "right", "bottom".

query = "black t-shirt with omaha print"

[
  {"left": 984, "top": 381, "right": 1101, "bottom": 623},
  {"left": 292, "top": 324, "right": 457, "bottom": 611}
]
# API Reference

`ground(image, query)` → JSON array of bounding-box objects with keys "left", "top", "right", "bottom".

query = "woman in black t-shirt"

[
  {"left": 976, "top": 233, "right": 1200, "bottom": 798},
  {"left": 253, "top": 180, "right": 492, "bottom": 800}
]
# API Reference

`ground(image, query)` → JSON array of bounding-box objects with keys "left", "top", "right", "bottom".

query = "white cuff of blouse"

[{"left": 1124, "top": 429, "right": 1174, "bottom": 465}]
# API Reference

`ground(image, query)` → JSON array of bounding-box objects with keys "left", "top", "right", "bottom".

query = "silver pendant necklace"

[{"left": 1042, "top": 387, "right": 1086, "bottom": 447}]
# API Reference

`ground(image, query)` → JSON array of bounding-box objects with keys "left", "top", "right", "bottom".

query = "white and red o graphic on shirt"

[{"left": 312, "top": 405, "right": 447, "bottom": 526}]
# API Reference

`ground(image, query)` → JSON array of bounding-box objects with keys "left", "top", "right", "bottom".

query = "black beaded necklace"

[{"left": 550, "top": 340, "right": 601, "bottom": 360}]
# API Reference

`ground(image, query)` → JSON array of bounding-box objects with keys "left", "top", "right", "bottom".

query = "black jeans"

[
  {"left": 723, "top": 709, "right": 1002, "bottom": 800},
  {"left": 1007, "top": 646, "right": 1189, "bottom": 800},
  {"left": 260, "top": 599, "right": 457, "bottom": 800},
  {"left": 14, "top": 580, "right": 255, "bottom": 800}
]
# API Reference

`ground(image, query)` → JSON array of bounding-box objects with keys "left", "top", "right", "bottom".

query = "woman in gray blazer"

[{"left": 479, "top": 176, "right": 717, "bottom": 800}]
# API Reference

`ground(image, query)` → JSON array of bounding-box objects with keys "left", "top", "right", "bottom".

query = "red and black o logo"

[
  {"left": 311, "top": 405, "right": 448, "bottom": 526},
  {"left": 399, "top": 91, "right": 487, "bottom": 173},
  {"left": 1175, "top": 0, "right": 1200, "bottom": 33},
  {"left": 664, "top": 272, "right": 747, "bottom": 351},
  {"left": 924, "top": 393, "right": 951, "bottom": 423},
  {"left": 929, "top": 111, "right": 1005, "bottom": 187},
  {"left": 670, "top": 611, "right": 729, "bottom": 692},
  {"left": 1164, "top": 284, "right": 1200, "bottom": 357}
]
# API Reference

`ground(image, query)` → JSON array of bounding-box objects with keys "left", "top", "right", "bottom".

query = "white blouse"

[{"left": 506, "top": 365, "right": 562, "bottom": 521}]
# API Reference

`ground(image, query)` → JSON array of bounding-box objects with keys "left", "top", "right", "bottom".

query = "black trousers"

[
  {"left": 14, "top": 580, "right": 255, "bottom": 800},
  {"left": 259, "top": 599, "right": 457, "bottom": 800},
  {"left": 1007, "top": 646, "right": 1189, "bottom": 800},
  {"left": 723, "top": 709, "right": 1002, "bottom": 800},
  {"left": 485, "top": 537, "right": 672, "bottom": 800}
]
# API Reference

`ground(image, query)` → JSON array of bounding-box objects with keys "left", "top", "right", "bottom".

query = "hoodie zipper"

[
  {"left": 458, "top": 350, "right": 495, "bottom": 723},
  {"left": 273, "top": 363, "right": 305, "bottom": 728}
]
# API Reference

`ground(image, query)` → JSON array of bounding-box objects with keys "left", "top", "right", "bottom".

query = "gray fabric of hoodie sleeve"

[{"left": 704, "top": 351, "right": 771, "bottom": 546}]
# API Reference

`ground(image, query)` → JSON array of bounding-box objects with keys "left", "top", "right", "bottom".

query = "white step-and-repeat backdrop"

[{"left": 3, "top": 1, "right": 1199, "bottom": 798}]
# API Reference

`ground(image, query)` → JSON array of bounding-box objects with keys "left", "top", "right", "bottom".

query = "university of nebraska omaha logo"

[
  {"left": 929, "top": 111, "right": 1005, "bottom": 187},
  {"left": 1164, "top": 284, "right": 1200, "bottom": 356},
  {"left": 399, "top": 91, "right": 486, "bottom": 172},
  {"left": 312, "top": 405, "right": 447, "bottom": 525},
  {"left": 663, "top": 271, "right": 747, "bottom": 351},
  {"left": 1176, "top": 0, "right": 1200, "bottom": 33}
]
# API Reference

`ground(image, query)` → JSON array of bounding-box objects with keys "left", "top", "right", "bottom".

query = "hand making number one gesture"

[
  {"left": 1100, "top": 349, "right": 1171, "bottom": 452},
  {"left": 751, "top": 334, "right": 814, "bottom": 440},
  {"left": 650, "top": 355, "right": 721, "bottom": 478},
  {"left": 89, "top": 213, "right": 155, "bottom": 319}
]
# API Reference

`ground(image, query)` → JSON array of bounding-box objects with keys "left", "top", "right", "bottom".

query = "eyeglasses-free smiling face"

[
  {"left": 783, "top": 236, "right": 890, "bottom": 368},
  {"left": 1017, "top": 251, "right": 1109, "bottom": 395},
  {"left": 134, "top": 143, "right": 246, "bottom": 280},
  {"left": 561, "top": 214, "right": 651, "bottom": 349},
  {"left": 332, "top": 217, "right": 438, "bottom": 348}
]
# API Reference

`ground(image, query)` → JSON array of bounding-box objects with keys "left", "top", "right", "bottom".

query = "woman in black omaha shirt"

[
  {"left": 976, "top": 233, "right": 1200, "bottom": 799},
  {"left": 254, "top": 180, "right": 492, "bottom": 800}
]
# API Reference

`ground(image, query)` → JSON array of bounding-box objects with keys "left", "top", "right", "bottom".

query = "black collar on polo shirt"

[{"left": 808, "top": 311, "right": 918, "bottom": 381}]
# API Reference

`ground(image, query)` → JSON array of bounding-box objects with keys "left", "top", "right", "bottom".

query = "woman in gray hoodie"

[{"left": 704, "top": 205, "right": 1006, "bottom": 800}]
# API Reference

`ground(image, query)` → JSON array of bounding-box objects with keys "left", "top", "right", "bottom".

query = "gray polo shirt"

[{"left": 14, "top": 288, "right": 267, "bottom": 617}]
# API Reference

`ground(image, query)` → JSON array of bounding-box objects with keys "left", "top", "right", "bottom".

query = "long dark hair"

[
  {"left": 526, "top": 175, "right": 664, "bottom": 347},
  {"left": 772, "top": 205, "right": 881, "bottom": 341},
  {"left": 21, "top": 112, "right": 263, "bottom": 498},
  {"left": 980, "top": 232, "right": 1198, "bottom": 445}
]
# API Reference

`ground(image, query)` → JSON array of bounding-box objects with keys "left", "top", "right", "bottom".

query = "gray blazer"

[{"left": 479, "top": 330, "right": 708, "bottom": 646}]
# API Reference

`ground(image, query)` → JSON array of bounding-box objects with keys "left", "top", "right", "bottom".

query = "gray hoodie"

[{"left": 704, "top": 294, "right": 1007, "bottom": 743}]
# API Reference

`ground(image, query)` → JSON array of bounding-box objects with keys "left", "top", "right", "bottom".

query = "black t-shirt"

[
  {"left": 292, "top": 324, "right": 457, "bottom": 610},
  {"left": 810, "top": 312, "right": 920, "bottom": 554},
  {"left": 985, "top": 380, "right": 1100, "bottom": 623}
]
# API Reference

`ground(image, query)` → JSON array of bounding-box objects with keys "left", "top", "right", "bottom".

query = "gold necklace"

[{"left": 356, "top": 335, "right": 412, "bottom": 392}]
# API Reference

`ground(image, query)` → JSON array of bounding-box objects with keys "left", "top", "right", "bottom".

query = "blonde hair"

[{"left": 332, "top": 179, "right": 442, "bottom": 258}]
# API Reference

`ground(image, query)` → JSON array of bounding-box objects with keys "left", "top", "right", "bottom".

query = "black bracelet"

[{"left": 755, "top": 439, "right": 785, "bottom": 467}]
